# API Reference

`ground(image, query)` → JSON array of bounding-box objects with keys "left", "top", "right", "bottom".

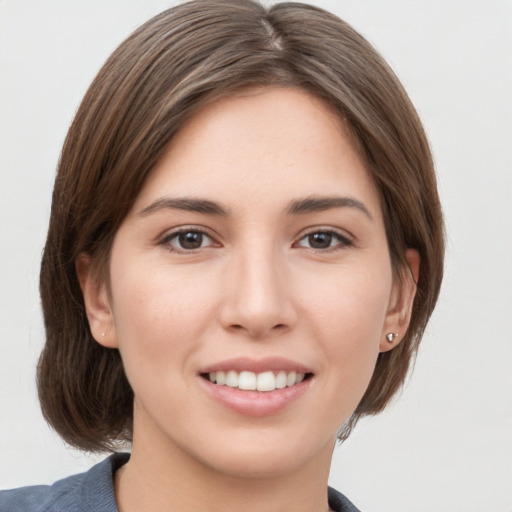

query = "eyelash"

[
  {"left": 158, "top": 227, "right": 353, "bottom": 253},
  {"left": 159, "top": 227, "right": 217, "bottom": 253},
  {"left": 294, "top": 229, "right": 353, "bottom": 251}
]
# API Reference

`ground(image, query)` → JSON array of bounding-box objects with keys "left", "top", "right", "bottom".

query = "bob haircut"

[{"left": 38, "top": 0, "right": 444, "bottom": 452}]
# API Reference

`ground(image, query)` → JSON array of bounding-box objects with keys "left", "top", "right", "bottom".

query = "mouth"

[
  {"left": 198, "top": 359, "right": 314, "bottom": 416},
  {"left": 201, "top": 370, "right": 313, "bottom": 392}
]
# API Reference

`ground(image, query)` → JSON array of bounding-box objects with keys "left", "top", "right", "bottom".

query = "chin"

[{"left": 188, "top": 427, "right": 335, "bottom": 480}]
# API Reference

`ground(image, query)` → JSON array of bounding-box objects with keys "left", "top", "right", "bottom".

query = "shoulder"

[
  {"left": 0, "top": 453, "right": 129, "bottom": 512},
  {"left": 328, "top": 486, "right": 361, "bottom": 512}
]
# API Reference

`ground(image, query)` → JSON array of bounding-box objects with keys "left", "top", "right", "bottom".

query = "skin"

[{"left": 79, "top": 87, "right": 418, "bottom": 512}]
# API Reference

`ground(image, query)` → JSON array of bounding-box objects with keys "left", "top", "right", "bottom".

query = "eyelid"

[
  {"left": 156, "top": 224, "right": 354, "bottom": 252},
  {"left": 158, "top": 225, "right": 221, "bottom": 252},
  {"left": 293, "top": 227, "right": 354, "bottom": 250}
]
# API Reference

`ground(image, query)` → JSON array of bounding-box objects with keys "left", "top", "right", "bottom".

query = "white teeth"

[
  {"left": 256, "top": 371, "right": 275, "bottom": 392},
  {"left": 238, "top": 371, "right": 256, "bottom": 390},
  {"left": 225, "top": 370, "right": 238, "bottom": 388},
  {"left": 207, "top": 370, "right": 308, "bottom": 392},
  {"left": 275, "top": 371, "right": 287, "bottom": 389},
  {"left": 286, "top": 371, "right": 296, "bottom": 387}
]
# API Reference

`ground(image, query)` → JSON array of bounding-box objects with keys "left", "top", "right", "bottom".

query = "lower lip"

[{"left": 198, "top": 376, "right": 312, "bottom": 417}]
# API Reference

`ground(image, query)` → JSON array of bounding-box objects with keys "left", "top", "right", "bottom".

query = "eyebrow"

[
  {"left": 138, "top": 197, "right": 229, "bottom": 217},
  {"left": 138, "top": 195, "right": 372, "bottom": 219},
  {"left": 287, "top": 196, "right": 373, "bottom": 219}
]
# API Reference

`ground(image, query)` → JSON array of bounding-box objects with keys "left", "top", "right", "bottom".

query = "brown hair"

[{"left": 38, "top": 0, "right": 444, "bottom": 451}]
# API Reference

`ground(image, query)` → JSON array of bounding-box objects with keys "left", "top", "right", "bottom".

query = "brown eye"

[
  {"left": 307, "top": 232, "right": 333, "bottom": 249},
  {"left": 296, "top": 230, "right": 352, "bottom": 250},
  {"left": 178, "top": 232, "right": 204, "bottom": 249},
  {"left": 163, "top": 230, "right": 215, "bottom": 251}
]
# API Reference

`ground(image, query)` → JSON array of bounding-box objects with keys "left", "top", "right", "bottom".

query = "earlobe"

[
  {"left": 380, "top": 249, "right": 420, "bottom": 352},
  {"left": 75, "top": 254, "right": 118, "bottom": 348}
]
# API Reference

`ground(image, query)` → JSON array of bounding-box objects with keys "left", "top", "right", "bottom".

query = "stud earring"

[
  {"left": 101, "top": 332, "right": 105, "bottom": 337},
  {"left": 386, "top": 333, "right": 398, "bottom": 343}
]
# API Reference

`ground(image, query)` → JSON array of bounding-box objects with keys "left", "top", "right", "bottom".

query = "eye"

[
  {"left": 161, "top": 229, "right": 217, "bottom": 252},
  {"left": 295, "top": 230, "right": 352, "bottom": 250}
]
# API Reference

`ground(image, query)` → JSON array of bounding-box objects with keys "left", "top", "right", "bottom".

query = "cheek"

[
  {"left": 304, "top": 265, "right": 392, "bottom": 389},
  {"left": 108, "top": 259, "right": 217, "bottom": 379},
  {"left": 305, "top": 261, "right": 392, "bottom": 339}
]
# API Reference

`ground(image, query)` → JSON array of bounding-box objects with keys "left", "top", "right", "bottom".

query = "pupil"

[
  {"left": 179, "top": 232, "right": 202, "bottom": 249},
  {"left": 309, "top": 232, "right": 331, "bottom": 249}
]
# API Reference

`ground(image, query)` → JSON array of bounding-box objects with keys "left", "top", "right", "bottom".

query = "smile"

[{"left": 206, "top": 370, "right": 309, "bottom": 392}]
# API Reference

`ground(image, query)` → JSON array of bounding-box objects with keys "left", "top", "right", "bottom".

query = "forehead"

[{"left": 131, "top": 87, "right": 381, "bottom": 220}]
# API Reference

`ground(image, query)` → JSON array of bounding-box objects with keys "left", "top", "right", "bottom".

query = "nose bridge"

[{"left": 221, "top": 237, "right": 295, "bottom": 337}]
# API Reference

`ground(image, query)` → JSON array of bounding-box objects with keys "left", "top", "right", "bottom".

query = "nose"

[{"left": 219, "top": 246, "right": 297, "bottom": 339}]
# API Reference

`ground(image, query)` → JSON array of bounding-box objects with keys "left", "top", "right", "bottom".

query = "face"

[{"left": 84, "top": 87, "right": 413, "bottom": 479}]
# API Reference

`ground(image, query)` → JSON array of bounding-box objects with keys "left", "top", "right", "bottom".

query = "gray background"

[{"left": 1, "top": 1, "right": 511, "bottom": 510}]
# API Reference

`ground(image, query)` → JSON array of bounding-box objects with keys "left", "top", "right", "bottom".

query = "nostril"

[{"left": 224, "top": 319, "right": 291, "bottom": 337}]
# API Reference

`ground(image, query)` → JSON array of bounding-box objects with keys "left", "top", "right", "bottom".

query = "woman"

[{"left": 0, "top": 1, "right": 444, "bottom": 510}]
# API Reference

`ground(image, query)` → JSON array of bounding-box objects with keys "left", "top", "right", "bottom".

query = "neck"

[{"left": 115, "top": 413, "right": 334, "bottom": 512}]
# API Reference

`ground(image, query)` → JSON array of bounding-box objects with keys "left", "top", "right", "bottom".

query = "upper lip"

[{"left": 198, "top": 356, "right": 313, "bottom": 375}]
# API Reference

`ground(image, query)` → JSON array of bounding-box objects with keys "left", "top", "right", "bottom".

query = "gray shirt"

[{"left": 0, "top": 453, "right": 360, "bottom": 511}]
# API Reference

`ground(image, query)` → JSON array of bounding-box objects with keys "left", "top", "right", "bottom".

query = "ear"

[
  {"left": 75, "top": 254, "right": 118, "bottom": 348},
  {"left": 379, "top": 249, "right": 420, "bottom": 352}
]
